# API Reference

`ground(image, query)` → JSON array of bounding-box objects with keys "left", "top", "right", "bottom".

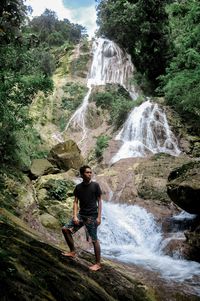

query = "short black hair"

[{"left": 79, "top": 165, "right": 91, "bottom": 176}]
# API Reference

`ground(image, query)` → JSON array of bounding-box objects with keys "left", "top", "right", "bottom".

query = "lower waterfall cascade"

[
  {"left": 98, "top": 201, "right": 200, "bottom": 294},
  {"left": 111, "top": 100, "right": 181, "bottom": 163}
]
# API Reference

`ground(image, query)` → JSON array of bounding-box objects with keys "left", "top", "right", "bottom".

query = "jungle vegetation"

[{"left": 0, "top": 0, "right": 87, "bottom": 166}]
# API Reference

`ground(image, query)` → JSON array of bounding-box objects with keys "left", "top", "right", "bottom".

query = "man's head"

[{"left": 80, "top": 165, "right": 92, "bottom": 182}]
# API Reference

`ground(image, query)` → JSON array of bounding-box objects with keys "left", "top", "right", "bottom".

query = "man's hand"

[
  {"left": 96, "top": 217, "right": 101, "bottom": 226},
  {"left": 73, "top": 216, "right": 79, "bottom": 225}
]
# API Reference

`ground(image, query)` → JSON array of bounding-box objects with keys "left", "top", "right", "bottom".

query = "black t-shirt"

[{"left": 74, "top": 181, "right": 102, "bottom": 216}]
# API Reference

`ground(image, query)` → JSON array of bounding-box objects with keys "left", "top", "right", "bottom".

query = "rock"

[
  {"left": 34, "top": 172, "right": 76, "bottom": 227},
  {"left": 0, "top": 208, "right": 156, "bottom": 301},
  {"left": 39, "top": 213, "right": 60, "bottom": 229},
  {"left": 30, "top": 159, "right": 59, "bottom": 179},
  {"left": 98, "top": 154, "right": 192, "bottom": 204},
  {"left": 167, "top": 161, "right": 200, "bottom": 214},
  {"left": 167, "top": 161, "right": 200, "bottom": 261},
  {"left": 184, "top": 229, "right": 200, "bottom": 262},
  {"left": 17, "top": 187, "right": 35, "bottom": 210},
  {"left": 48, "top": 140, "right": 84, "bottom": 171}
]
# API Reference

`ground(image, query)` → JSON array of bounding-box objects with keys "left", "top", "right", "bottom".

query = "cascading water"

[
  {"left": 64, "top": 37, "right": 180, "bottom": 162},
  {"left": 64, "top": 38, "right": 138, "bottom": 142},
  {"left": 111, "top": 100, "right": 181, "bottom": 164},
  {"left": 99, "top": 202, "right": 200, "bottom": 290}
]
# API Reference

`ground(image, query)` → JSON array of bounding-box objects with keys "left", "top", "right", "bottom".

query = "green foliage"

[
  {"left": 95, "top": 135, "right": 110, "bottom": 159},
  {"left": 0, "top": 4, "right": 56, "bottom": 165},
  {"left": 46, "top": 179, "right": 74, "bottom": 201},
  {"left": 94, "top": 86, "right": 134, "bottom": 129},
  {"left": 162, "top": 69, "right": 200, "bottom": 115},
  {"left": 0, "top": 42, "right": 53, "bottom": 164},
  {"left": 0, "top": 2, "right": 88, "bottom": 170},
  {"left": 14, "top": 126, "right": 49, "bottom": 168},
  {"left": 159, "top": 0, "right": 200, "bottom": 128},
  {"left": 61, "top": 83, "right": 87, "bottom": 111},
  {"left": 0, "top": 164, "right": 26, "bottom": 214},
  {"left": 29, "top": 9, "right": 87, "bottom": 46},
  {"left": 0, "top": 0, "right": 28, "bottom": 43}
]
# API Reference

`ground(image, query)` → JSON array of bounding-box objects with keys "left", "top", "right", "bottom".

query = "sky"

[{"left": 26, "top": 0, "right": 97, "bottom": 38}]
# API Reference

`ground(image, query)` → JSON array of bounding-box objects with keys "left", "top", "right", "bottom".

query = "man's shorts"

[{"left": 64, "top": 214, "right": 98, "bottom": 241}]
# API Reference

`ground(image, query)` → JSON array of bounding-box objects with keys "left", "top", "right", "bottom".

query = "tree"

[
  {"left": 160, "top": 0, "right": 200, "bottom": 127},
  {"left": 0, "top": 1, "right": 53, "bottom": 164},
  {"left": 29, "top": 10, "right": 87, "bottom": 46}
]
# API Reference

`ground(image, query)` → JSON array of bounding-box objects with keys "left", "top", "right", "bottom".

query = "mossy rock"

[
  {"left": 48, "top": 140, "right": 84, "bottom": 171},
  {"left": 30, "top": 159, "right": 59, "bottom": 179},
  {"left": 0, "top": 208, "right": 155, "bottom": 301}
]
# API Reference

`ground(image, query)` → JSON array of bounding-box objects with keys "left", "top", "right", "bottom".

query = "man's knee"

[
  {"left": 62, "top": 226, "right": 71, "bottom": 235},
  {"left": 92, "top": 239, "right": 99, "bottom": 244}
]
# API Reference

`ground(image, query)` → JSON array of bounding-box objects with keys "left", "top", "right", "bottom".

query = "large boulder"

[
  {"left": 167, "top": 161, "right": 200, "bottom": 214},
  {"left": 34, "top": 171, "right": 76, "bottom": 227},
  {"left": 30, "top": 159, "right": 59, "bottom": 179},
  {"left": 48, "top": 140, "right": 84, "bottom": 171}
]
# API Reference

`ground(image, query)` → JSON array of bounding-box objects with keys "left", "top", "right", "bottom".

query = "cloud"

[
  {"left": 26, "top": 0, "right": 97, "bottom": 38},
  {"left": 70, "top": 6, "right": 97, "bottom": 37}
]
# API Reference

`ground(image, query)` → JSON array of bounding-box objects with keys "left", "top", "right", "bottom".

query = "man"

[{"left": 62, "top": 165, "right": 102, "bottom": 271}]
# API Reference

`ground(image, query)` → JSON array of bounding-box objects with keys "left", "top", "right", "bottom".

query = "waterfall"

[
  {"left": 87, "top": 38, "right": 137, "bottom": 96},
  {"left": 111, "top": 100, "right": 181, "bottom": 163},
  {"left": 65, "top": 88, "right": 92, "bottom": 143},
  {"left": 99, "top": 202, "right": 200, "bottom": 284},
  {"left": 63, "top": 37, "right": 180, "bottom": 161},
  {"left": 64, "top": 38, "right": 138, "bottom": 140}
]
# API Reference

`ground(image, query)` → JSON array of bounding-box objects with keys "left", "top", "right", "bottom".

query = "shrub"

[
  {"left": 61, "top": 82, "right": 87, "bottom": 111},
  {"left": 47, "top": 179, "right": 74, "bottom": 201},
  {"left": 95, "top": 135, "right": 110, "bottom": 159},
  {"left": 94, "top": 87, "right": 134, "bottom": 129}
]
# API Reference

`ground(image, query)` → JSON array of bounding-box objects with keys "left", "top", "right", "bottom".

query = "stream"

[{"left": 98, "top": 201, "right": 200, "bottom": 295}]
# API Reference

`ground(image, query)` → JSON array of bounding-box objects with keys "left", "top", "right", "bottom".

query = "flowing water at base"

[{"left": 99, "top": 202, "right": 200, "bottom": 294}]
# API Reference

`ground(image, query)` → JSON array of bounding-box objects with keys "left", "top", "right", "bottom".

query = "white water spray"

[
  {"left": 99, "top": 202, "right": 200, "bottom": 283},
  {"left": 111, "top": 100, "right": 181, "bottom": 163}
]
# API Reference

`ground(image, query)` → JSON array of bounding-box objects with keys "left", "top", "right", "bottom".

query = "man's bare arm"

[
  {"left": 97, "top": 196, "right": 102, "bottom": 225},
  {"left": 73, "top": 197, "right": 79, "bottom": 224}
]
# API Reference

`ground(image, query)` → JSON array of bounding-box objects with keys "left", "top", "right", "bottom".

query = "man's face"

[{"left": 82, "top": 168, "right": 92, "bottom": 182}]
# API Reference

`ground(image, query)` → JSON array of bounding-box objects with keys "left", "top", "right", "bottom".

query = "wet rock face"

[
  {"left": 167, "top": 161, "right": 200, "bottom": 214},
  {"left": 48, "top": 140, "right": 84, "bottom": 171},
  {"left": 167, "top": 161, "right": 200, "bottom": 261}
]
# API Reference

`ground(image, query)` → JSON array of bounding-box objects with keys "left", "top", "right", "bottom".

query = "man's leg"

[
  {"left": 89, "top": 240, "right": 101, "bottom": 271},
  {"left": 61, "top": 227, "right": 76, "bottom": 257}
]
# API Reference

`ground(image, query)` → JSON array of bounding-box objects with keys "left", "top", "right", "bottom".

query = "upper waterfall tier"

[{"left": 87, "top": 38, "right": 138, "bottom": 98}]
